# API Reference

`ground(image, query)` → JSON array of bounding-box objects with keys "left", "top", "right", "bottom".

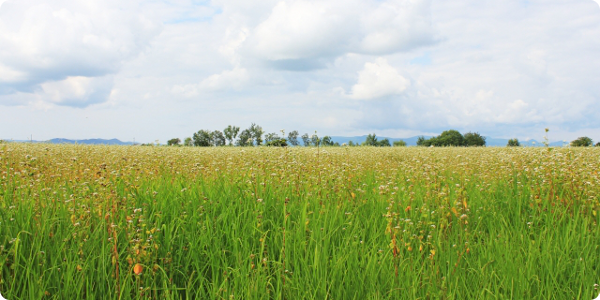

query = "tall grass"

[{"left": 0, "top": 144, "right": 599, "bottom": 299}]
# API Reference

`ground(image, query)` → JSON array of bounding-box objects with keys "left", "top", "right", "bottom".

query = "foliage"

[
  {"left": 311, "top": 134, "right": 320, "bottom": 147},
  {"left": 301, "top": 133, "right": 311, "bottom": 147},
  {"left": 362, "top": 134, "right": 390, "bottom": 147},
  {"left": 264, "top": 132, "right": 280, "bottom": 144},
  {"left": 463, "top": 132, "right": 486, "bottom": 147},
  {"left": 596, "top": 142, "right": 600, "bottom": 147},
  {"left": 249, "top": 123, "right": 264, "bottom": 146},
  {"left": 211, "top": 130, "right": 226, "bottom": 147},
  {"left": 418, "top": 130, "right": 465, "bottom": 147},
  {"left": 183, "top": 137, "right": 193, "bottom": 146},
  {"left": 571, "top": 136, "right": 593, "bottom": 147},
  {"left": 236, "top": 129, "right": 253, "bottom": 146},
  {"left": 265, "top": 138, "right": 288, "bottom": 147},
  {"left": 167, "top": 138, "right": 181, "bottom": 146},
  {"left": 193, "top": 130, "right": 212, "bottom": 147},
  {"left": 223, "top": 125, "right": 240, "bottom": 146},
  {"left": 393, "top": 140, "right": 407, "bottom": 147},
  {"left": 287, "top": 130, "right": 299, "bottom": 146},
  {"left": 507, "top": 138, "right": 520, "bottom": 147}
]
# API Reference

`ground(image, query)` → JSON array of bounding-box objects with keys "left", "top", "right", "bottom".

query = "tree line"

[
  {"left": 166, "top": 123, "right": 341, "bottom": 147},
  {"left": 162, "top": 125, "right": 600, "bottom": 148}
]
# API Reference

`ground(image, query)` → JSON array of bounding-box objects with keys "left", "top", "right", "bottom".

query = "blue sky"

[{"left": 1, "top": 0, "right": 599, "bottom": 143}]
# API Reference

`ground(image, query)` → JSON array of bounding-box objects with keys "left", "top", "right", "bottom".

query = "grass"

[{"left": 0, "top": 144, "right": 599, "bottom": 299}]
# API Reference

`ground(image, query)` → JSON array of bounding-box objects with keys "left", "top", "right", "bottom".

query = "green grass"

[{"left": 0, "top": 144, "right": 599, "bottom": 299}]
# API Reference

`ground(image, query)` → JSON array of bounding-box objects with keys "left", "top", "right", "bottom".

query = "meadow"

[{"left": 0, "top": 143, "right": 599, "bottom": 299}]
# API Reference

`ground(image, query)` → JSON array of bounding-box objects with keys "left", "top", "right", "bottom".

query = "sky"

[{"left": 1, "top": 0, "right": 600, "bottom": 143}]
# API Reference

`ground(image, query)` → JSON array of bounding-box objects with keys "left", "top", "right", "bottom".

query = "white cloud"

[
  {"left": 40, "top": 76, "right": 113, "bottom": 107},
  {"left": 172, "top": 67, "right": 250, "bottom": 96},
  {"left": 0, "top": 0, "right": 161, "bottom": 105},
  {"left": 349, "top": 58, "right": 409, "bottom": 99},
  {"left": 240, "top": 0, "right": 436, "bottom": 70}
]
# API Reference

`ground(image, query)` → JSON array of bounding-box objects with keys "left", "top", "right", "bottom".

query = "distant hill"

[
  {"left": 330, "top": 135, "right": 568, "bottom": 147},
  {"left": 48, "top": 138, "right": 135, "bottom": 145},
  {"left": 330, "top": 135, "right": 433, "bottom": 146},
  {"left": 5, "top": 138, "right": 135, "bottom": 145}
]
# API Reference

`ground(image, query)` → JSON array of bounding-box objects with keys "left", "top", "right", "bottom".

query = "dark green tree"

[
  {"left": 311, "top": 134, "right": 320, "bottom": 147},
  {"left": 571, "top": 137, "right": 593, "bottom": 147},
  {"left": 377, "top": 138, "right": 391, "bottom": 147},
  {"left": 249, "top": 123, "right": 264, "bottom": 146},
  {"left": 266, "top": 138, "right": 288, "bottom": 147},
  {"left": 236, "top": 129, "right": 253, "bottom": 146},
  {"left": 211, "top": 130, "right": 226, "bottom": 146},
  {"left": 301, "top": 133, "right": 311, "bottom": 146},
  {"left": 184, "top": 137, "right": 193, "bottom": 146},
  {"left": 193, "top": 130, "right": 212, "bottom": 147},
  {"left": 363, "top": 134, "right": 378, "bottom": 146},
  {"left": 464, "top": 132, "right": 486, "bottom": 147},
  {"left": 287, "top": 130, "right": 299, "bottom": 146},
  {"left": 416, "top": 136, "right": 427, "bottom": 146},
  {"left": 393, "top": 140, "right": 407, "bottom": 147},
  {"left": 507, "top": 138, "right": 520, "bottom": 147},
  {"left": 167, "top": 138, "right": 181, "bottom": 146},
  {"left": 321, "top": 136, "right": 334, "bottom": 146},
  {"left": 433, "top": 130, "right": 465, "bottom": 147},
  {"left": 224, "top": 125, "right": 240, "bottom": 146},
  {"left": 264, "top": 132, "right": 280, "bottom": 144}
]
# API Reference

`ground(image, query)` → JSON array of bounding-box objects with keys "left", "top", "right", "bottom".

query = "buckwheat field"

[{"left": 1, "top": 143, "right": 599, "bottom": 299}]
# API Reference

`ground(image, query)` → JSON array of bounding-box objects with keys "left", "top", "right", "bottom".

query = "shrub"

[
  {"left": 393, "top": 140, "right": 407, "bottom": 147},
  {"left": 571, "top": 137, "right": 593, "bottom": 147},
  {"left": 464, "top": 132, "right": 486, "bottom": 147},
  {"left": 507, "top": 138, "right": 520, "bottom": 147}
]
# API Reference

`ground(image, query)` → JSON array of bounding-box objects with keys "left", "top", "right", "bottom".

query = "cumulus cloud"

[
  {"left": 172, "top": 67, "right": 250, "bottom": 96},
  {"left": 0, "top": 0, "right": 161, "bottom": 106},
  {"left": 239, "top": 0, "right": 436, "bottom": 70},
  {"left": 349, "top": 58, "right": 409, "bottom": 100}
]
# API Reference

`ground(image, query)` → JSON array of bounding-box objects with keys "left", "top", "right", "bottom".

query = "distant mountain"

[
  {"left": 4, "top": 138, "right": 135, "bottom": 145},
  {"left": 329, "top": 135, "right": 568, "bottom": 147},
  {"left": 330, "top": 135, "right": 433, "bottom": 146},
  {"left": 47, "top": 138, "right": 135, "bottom": 145}
]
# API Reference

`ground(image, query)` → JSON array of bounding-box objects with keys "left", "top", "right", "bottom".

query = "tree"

[
  {"left": 464, "top": 132, "right": 486, "bottom": 147},
  {"left": 235, "top": 129, "right": 252, "bottom": 146},
  {"left": 363, "top": 134, "right": 378, "bottom": 146},
  {"left": 416, "top": 136, "right": 427, "bottom": 146},
  {"left": 211, "top": 130, "right": 226, "bottom": 146},
  {"left": 311, "top": 134, "right": 320, "bottom": 147},
  {"left": 184, "top": 137, "right": 193, "bottom": 146},
  {"left": 224, "top": 125, "right": 240, "bottom": 146},
  {"left": 596, "top": 142, "right": 600, "bottom": 147},
  {"left": 393, "top": 140, "right": 407, "bottom": 147},
  {"left": 301, "top": 133, "right": 311, "bottom": 146},
  {"left": 167, "top": 138, "right": 181, "bottom": 146},
  {"left": 264, "top": 132, "right": 280, "bottom": 144},
  {"left": 571, "top": 136, "right": 593, "bottom": 147},
  {"left": 249, "top": 123, "right": 264, "bottom": 146},
  {"left": 287, "top": 130, "right": 299, "bottom": 146},
  {"left": 507, "top": 138, "right": 520, "bottom": 147},
  {"left": 434, "top": 130, "right": 465, "bottom": 147},
  {"left": 193, "top": 130, "right": 212, "bottom": 147},
  {"left": 321, "top": 136, "right": 334, "bottom": 146},
  {"left": 266, "top": 138, "right": 287, "bottom": 147},
  {"left": 348, "top": 140, "right": 355, "bottom": 146},
  {"left": 378, "top": 138, "right": 391, "bottom": 147}
]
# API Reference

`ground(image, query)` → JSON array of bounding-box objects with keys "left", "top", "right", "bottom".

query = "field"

[{"left": 1, "top": 143, "right": 599, "bottom": 299}]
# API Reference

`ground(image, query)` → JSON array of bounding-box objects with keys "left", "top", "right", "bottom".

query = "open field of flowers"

[{"left": 1, "top": 143, "right": 599, "bottom": 299}]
